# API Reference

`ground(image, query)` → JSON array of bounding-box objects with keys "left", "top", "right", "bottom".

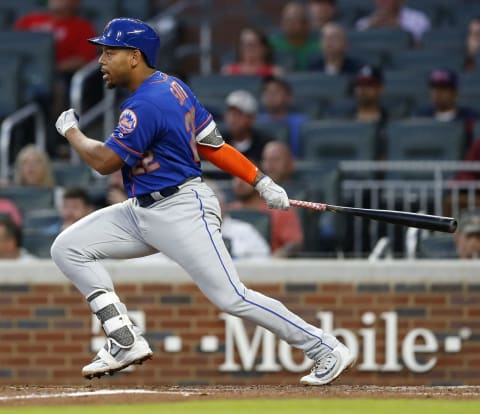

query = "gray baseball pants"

[{"left": 51, "top": 179, "right": 336, "bottom": 360}]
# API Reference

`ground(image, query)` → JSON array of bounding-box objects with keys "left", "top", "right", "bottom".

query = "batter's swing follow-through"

[{"left": 52, "top": 17, "right": 355, "bottom": 385}]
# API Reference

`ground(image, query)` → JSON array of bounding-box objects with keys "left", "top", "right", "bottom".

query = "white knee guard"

[{"left": 87, "top": 289, "right": 136, "bottom": 349}]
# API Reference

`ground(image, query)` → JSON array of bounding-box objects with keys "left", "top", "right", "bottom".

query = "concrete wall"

[{"left": 0, "top": 259, "right": 479, "bottom": 385}]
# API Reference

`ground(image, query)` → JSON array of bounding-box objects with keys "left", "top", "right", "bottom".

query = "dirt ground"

[{"left": 1, "top": 385, "right": 480, "bottom": 407}]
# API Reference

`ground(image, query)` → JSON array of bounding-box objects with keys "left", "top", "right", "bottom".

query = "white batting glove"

[
  {"left": 55, "top": 108, "right": 79, "bottom": 137},
  {"left": 255, "top": 176, "right": 290, "bottom": 210}
]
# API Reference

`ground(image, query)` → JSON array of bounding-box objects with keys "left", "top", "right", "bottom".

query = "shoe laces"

[{"left": 312, "top": 353, "right": 337, "bottom": 375}]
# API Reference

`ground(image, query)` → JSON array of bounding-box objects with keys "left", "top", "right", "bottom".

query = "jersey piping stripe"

[
  {"left": 195, "top": 114, "right": 213, "bottom": 132},
  {"left": 110, "top": 136, "right": 144, "bottom": 157},
  {"left": 193, "top": 189, "right": 331, "bottom": 349}
]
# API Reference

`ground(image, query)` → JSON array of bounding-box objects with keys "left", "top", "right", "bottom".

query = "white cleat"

[
  {"left": 300, "top": 342, "right": 355, "bottom": 386},
  {"left": 82, "top": 334, "right": 153, "bottom": 380}
]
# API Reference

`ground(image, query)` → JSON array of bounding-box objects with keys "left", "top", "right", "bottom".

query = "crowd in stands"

[{"left": 2, "top": 0, "right": 480, "bottom": 260}]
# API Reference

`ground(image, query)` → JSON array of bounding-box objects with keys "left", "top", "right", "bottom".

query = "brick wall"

[{"left": 0, "top": 260, "right": 479, "bottom": 385}]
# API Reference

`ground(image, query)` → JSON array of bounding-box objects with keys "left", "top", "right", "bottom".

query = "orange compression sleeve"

[{"left": 198, "top": 143, "right": 259, "bottom": 185}]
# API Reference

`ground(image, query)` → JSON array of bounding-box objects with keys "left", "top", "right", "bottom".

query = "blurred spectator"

[
  {"left": 307, "top": 0, "right": 337, "bottom": 31},
  {"left": 355, "top": 0, "right": 430, "bottom": 45},
  {"left": 270, "top": 1, "right": 320, "bottom": 71},
  {"left": 454, "top": 138, "right": 480, "bottom": 181},
  {"left": 464, "top": 17, "right": 480, "bottom": 72},
  {"left": 260, "top": 141, "right": 297, "bottom": 188},
  {"left": 416, "top": 69, "right": 478, "bottom": 144},
  {"left": 307, "top": 22, "right": 363, "bottom": 75},
  {"left": 0, "top": 216, "right": 35, "bottom": 260},
  {"left": 47, "top": 187, "right": 94, "bottom": 234},
  {"left": 222, "top": 27, "right": 283, "bottom": 77},
  {"left": 455, "top": 209, "right": 480, "bottom": 259},
  {"left": 106, "top": 170, "right": 128, "bottom": 206},
  {"left": 223, "top": 90, "right": 272, "bottom": 162},
  {"left": 15, "top": 0, "right": 97, "bottom": 125},
  {"left": 228, "top": 176, "right": 303, "bottom": 257},
  {"left": 327, "top": 65, "right": 388, "bottom": 159},
  {"left": 209, "top": 180, "right": 271, "bottom": 259},
  {"left": 13, "top": 145, "right": 56, "bottom": 187},
  {"left": 257, "top": 76, "right": 307, "bottom": 157},
  {"left": 0, "top": 199, "right": 23, "bottom": 227}
]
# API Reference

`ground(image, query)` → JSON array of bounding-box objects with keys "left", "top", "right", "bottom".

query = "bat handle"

[{"left": 289, "top": 199, "right": 327, "bottom": 211}]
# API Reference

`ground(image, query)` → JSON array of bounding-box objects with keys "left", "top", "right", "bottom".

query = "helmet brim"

[{"left": 88, "top": 36, "right": 135, "bottom": 49}]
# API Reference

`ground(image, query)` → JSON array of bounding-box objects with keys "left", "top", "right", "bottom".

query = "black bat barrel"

[{"left": 326, "top": 205, "right": 457, "bottom": 233}]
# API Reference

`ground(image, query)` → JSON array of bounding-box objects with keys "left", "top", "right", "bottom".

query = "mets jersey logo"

[{"left": 118, "top": 109, "right": 137, "bottom": 134}]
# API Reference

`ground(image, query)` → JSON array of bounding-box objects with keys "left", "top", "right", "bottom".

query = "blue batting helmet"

[{"left": 88, "top": 18, "right": 160, "bottom": 68}]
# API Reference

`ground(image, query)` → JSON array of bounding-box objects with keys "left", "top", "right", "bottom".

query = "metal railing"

[
  {"left": 0, "top": 102, "right": 46, "bottom": 181},
  {"left": 69, "top": 60, "right": 116, "bottom": 164},
  {"left": 339, "top": 161, "right": 480, "bottom": 257}
]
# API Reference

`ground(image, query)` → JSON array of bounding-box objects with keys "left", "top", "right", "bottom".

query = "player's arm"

[
  {"left": 197, "top": 125, "right": 289, "bottom": 210},
  {"left": 56, "top": 109, "right": 123, "bottom": 175}
]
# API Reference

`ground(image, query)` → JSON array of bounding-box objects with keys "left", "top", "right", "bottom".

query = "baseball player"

[{"left": 51, "top": 18, "right": 354, "bottom": 385}]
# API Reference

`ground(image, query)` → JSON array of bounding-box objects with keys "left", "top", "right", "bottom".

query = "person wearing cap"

[
  {"left": 455, "top": 209, "right": 480, "bottom": 259},
  {"left": 328, "top": 65, "right": 388, "bottom": 159},
  {"left": 223, "top": 90, "right": 273, "bottom": 162},
  {"left": 416, "top": 68, "right": 478, "bottom": 144},
  {"left": 307, "top": 22, "right": 363, "bottom": 75}
]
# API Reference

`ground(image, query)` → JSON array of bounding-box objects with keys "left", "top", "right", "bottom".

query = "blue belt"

[{"left": 136, "top": 176, "right": 201, "bottom": 208}]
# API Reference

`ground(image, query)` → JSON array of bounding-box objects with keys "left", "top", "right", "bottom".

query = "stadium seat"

[
  {"left": 347, "top": 29, "right": 412, "bottom": 56},
  {"left": 283, "top": 72, "right": 349, "bottom": 102},
  {"left": 188, "top": 74, "right": 263, "bottom": 101},
  {"left": 383, "top": 70, "right": 430, "bottom": 111},
  {"left": 22, "top": 228, "right": 57, "bottom": 258},
  {"left": 298, "top": 120, "right": 378, "bottom": 169},
  {"left": 422, "top": 28, "right": 465, "bottom": 51},
  {"left": 51, "top": 162, "right": 92, "bottom": 187},
  {"left": 416, "top": 234, "right": 457, "bottom": 259},
  {"left": 0, "top": 0, "right": 40, "bottom": 29},
  {"left": 389, "top": 49, "right": 465, "bottom": 74},
  {"left": 79, "top": 0, "right": 121, "bottom": 33},
  {"left": 23, "top": 209, "right": 60, "bottom": 232},
  {"left": 335, "top": 0, "right": 373, "bottom": 26},
  {"left": 0, "top": 56, "right": 20, "bottom": 117},
  {"left": 292, "top": 168, "right": 342, "bottom": 256},
  {"left": 227, "top": 208, "right": 271, "bottom": 245},
  {"left": 119, "top": 0, "right": 152, "bottom": 20},
  {"left": 386, "top": 119, "right": 466, "bottom": 179},
  {"left": 0, "top": 31, "right": 54, "bottom": 102},
  {"left": 0, "top": 186, "right": 54, "bottom": 214},
  {"left": 254, "top": 120, "right": 290, "bottom": 143},
  {"left": 459, "top": 72, "right": 480, "bottom": 97}
]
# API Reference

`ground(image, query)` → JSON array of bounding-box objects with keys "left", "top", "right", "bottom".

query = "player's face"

[{"left": 98, "top": 46, "right": 134, "bottom": 89}]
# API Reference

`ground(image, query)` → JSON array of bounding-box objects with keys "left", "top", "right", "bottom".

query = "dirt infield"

[{"left": 1, "top": 385, "right": 480, "bottom": 407}]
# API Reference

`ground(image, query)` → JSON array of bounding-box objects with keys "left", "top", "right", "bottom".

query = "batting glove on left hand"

[
  {"left": 55, "top": 108, "right": 79, "bottom": 137},
  {"left": 255, "top": 175, "right": 290, "bottom": 210}
]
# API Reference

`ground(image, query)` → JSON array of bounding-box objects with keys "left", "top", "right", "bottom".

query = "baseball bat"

[{"left": 289, "top": 199, "right": 457, "bottom": 233}]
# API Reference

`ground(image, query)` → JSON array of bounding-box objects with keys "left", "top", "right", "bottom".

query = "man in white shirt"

[
  {"left": 209, "top": 181, "right": 271, "bottom": 259},
  {"left": 355, "top": 0, "right": 430, "bottom": 45}
]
